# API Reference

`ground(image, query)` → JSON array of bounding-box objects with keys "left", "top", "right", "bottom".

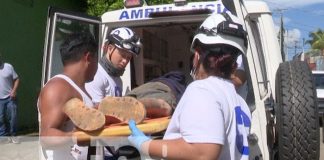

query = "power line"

[
  {"left": 271, "top": 11, "right": 320, "bottom": 40},
  {"left": 269, "top": 3, "right": 322, "bottom": 57},
  {"left": 290, "top": 21, "right": 322, "bottom": 30},
  {"left": 285, "top": 24, "right": 313, "bottom": 30},
  {"left": 268, "top": 1, "right": 324, "bottom": 35},
  {"left": 271, "top": 14, "right": 321, "bottom": 33},
  {"left": 288, "top": 6, "right": 323, "bottom": 16},
  {"left": 264, "top": 1, "right": 324, "bottom": 16},
  {"left": 285, "top": 25, "right": 313, "bottom": 34}
]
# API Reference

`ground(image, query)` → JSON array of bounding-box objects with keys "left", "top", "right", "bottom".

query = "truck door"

[{"left": 41, "top": 7, "right": 102, "bottom": 87}]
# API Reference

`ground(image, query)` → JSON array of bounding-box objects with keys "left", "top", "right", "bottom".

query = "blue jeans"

[{"left": 0, "top": 97, "right": 17, "bottom": 136}]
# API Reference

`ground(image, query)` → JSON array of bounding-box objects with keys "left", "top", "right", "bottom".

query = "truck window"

[
  {"left": 249, "top": 18, "right": 269, "bottom": 98},
  {"left": 42, "top": 7, "right": 101, "bottom": 86},
  {"left": 50, "top": 17, "right": 99, "bottom": 77}
]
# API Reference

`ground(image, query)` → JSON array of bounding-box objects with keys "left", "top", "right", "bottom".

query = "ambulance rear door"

[{"left": 41, "top": 6, "right": 102, "bottom": 87}]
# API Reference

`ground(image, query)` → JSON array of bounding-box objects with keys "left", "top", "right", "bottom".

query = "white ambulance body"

[{"left": 42, "top": 0, "right": 320, "bottom": 159}]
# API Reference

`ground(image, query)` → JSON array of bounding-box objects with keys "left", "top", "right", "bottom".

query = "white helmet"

[
  {"left": 191, "top": 12, "right": 248, "bottom": 55},
  {"left": 107, "top": 27, "right": 142, "bottom": 56}
]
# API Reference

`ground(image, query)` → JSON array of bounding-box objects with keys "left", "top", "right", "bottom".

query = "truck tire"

[{"left": 275, "top": 61, "right": 319, "bottom": 160}]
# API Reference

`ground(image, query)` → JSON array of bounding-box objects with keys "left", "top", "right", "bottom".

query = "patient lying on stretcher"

[{"left": 63, "top": 71, "right": 188, "bottom": 131}]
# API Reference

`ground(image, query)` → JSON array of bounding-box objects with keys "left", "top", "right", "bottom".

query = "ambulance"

[{"left": 41, "top": 0, "right": 320, "bottom": 159}]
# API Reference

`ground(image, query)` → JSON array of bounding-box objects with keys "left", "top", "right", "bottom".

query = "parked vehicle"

[
  {"left": 41, "top": 0, "right": 320, "bottom": 159},
  {"left": 312, "top": 70, "right": 324, "bottom": 116}
]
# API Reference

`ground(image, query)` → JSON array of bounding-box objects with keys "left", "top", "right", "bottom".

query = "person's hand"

[
  {"left": 128, "top": 119, "right": 151, "bottom": 150},
  {"left": 9, "top": 91, "right": 17, "bottom": 100}
]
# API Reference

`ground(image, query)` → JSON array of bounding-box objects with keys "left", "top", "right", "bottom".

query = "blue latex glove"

[{"left": 128, "top": 119, "right": 151, "bottom": 150}]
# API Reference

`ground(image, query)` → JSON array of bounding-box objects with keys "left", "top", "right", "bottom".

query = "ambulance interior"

[
  {"left": 123, "top": 22, "right": 200, "bottom": 88},
  {"left": 121, "top": 23, "right": 253, "bottom": 107},
  {"left": 118, "top": 20, "right": 253, "bottom": 106}
]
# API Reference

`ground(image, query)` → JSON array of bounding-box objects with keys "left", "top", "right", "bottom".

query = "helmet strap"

[
  {"left": 99, "top": 55, "right": 125, "bottom": 77},
  {"left": 108, "top": 45, "right": 117, "bottom": 61}
]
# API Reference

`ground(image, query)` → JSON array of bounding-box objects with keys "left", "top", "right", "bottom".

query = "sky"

[{"left": 262, "top": 0, "right": 324, "bottom": 60}]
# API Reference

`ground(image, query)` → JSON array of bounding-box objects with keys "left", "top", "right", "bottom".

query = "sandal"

[
  {"left": 63, "top": 98, "right": 105, "bottom": 131},
  {"left": 98, "top": 96, "right": 146, "bottom": 124}
]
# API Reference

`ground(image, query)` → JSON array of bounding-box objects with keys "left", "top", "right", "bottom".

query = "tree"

[
  {"left": 306, "top": 29, "right": 324, "bottom": 56},
  {"left": 85, "top": 0, "right": 123, "bottom": 17},
  {"left": 84, "top": 0, "right": 215, "bottom": 17}
]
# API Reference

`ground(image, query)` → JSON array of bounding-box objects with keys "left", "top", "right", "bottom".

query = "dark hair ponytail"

[{"left": 199, "top": 44, "right": 240, "bottom": 79}]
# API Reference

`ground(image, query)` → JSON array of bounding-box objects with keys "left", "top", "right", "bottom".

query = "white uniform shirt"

[
  {"left": 163, "top": 76, "right": 251, "bottom": 160},
  {"left": 0, "top": 63, "right": 18, "bottom": 99},
  {"left": 39, "top": 74, "right": 100, "bottom": 160},
  {"left": 85, "top": 64, "right": 123, "bottom": 103}
]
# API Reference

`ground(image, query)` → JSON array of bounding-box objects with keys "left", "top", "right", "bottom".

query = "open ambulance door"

[{"left": 41, "top": 6, "right": 102, "bottom": 87}]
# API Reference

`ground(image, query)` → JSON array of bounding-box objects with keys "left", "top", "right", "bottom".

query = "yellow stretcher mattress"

[{"left": 73, "top": 117, "right": 170, "bottom": 142}]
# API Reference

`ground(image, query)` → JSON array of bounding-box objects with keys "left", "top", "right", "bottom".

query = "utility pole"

[
  {"left": 286, "top": 30, "right": 289, "bottom": 60},
  {"left": 295, "top": 40, "right": 298, "bottom": 56},
  {"left": 293, "top": 40, "right": 302, "bottom": 60},
  {"left": 273, "top": 8, "right": 287, "bottom": 61},
  {"left": 301, "top": 38, "right": 305, "bottom": 61},
  {"left": 302, "top": 38, "right": 305, "bottom": 53}
]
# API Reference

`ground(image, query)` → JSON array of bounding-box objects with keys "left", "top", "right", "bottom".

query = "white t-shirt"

[
  {"left": 0, "top": 63, "right": 18, "bottom": 99},
  {"left": 85, "top": 64, "right": 124, "bottom": 157},
  {"left": 163, "top": 76, "right": 251, "bottom": 160},
  {"left": 85, "top": 64, "right": 123, "bottom": 103},
  {"left": 236, "top": 55, "right": 248, "bottom": 100}
]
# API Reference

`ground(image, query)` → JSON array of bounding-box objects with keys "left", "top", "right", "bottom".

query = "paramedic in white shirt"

[
  {"left": 85, "top": 27, "right": 142, "bottom": 103},
  {"left": 128, "top": 12, "right": 252, "bottom": 160}
]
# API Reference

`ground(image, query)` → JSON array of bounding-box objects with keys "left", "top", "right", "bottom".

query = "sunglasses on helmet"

[
  {"left": 108, "top": 34, "right": 141, "bottom": 55},
  {"left": 197, "top": 13, "right": 248, "bottom": 48}
]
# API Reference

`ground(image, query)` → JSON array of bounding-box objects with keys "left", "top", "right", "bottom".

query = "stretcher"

[{"left": 73, "top": 116, "right": 170, "bottom": 142}]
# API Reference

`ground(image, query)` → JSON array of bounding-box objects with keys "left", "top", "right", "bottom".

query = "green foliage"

[
  {"left": 146, "top": 0, "right": 173, "bottom": 5},
  {"left": 85, "top": 0, "right": 123, "bottom": 16},
  {"left": 306, "top": 29, "right": 324, "bottom": 55},
  {"left": 84, "top": 0, "right": 216, "bottom": 16}
]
